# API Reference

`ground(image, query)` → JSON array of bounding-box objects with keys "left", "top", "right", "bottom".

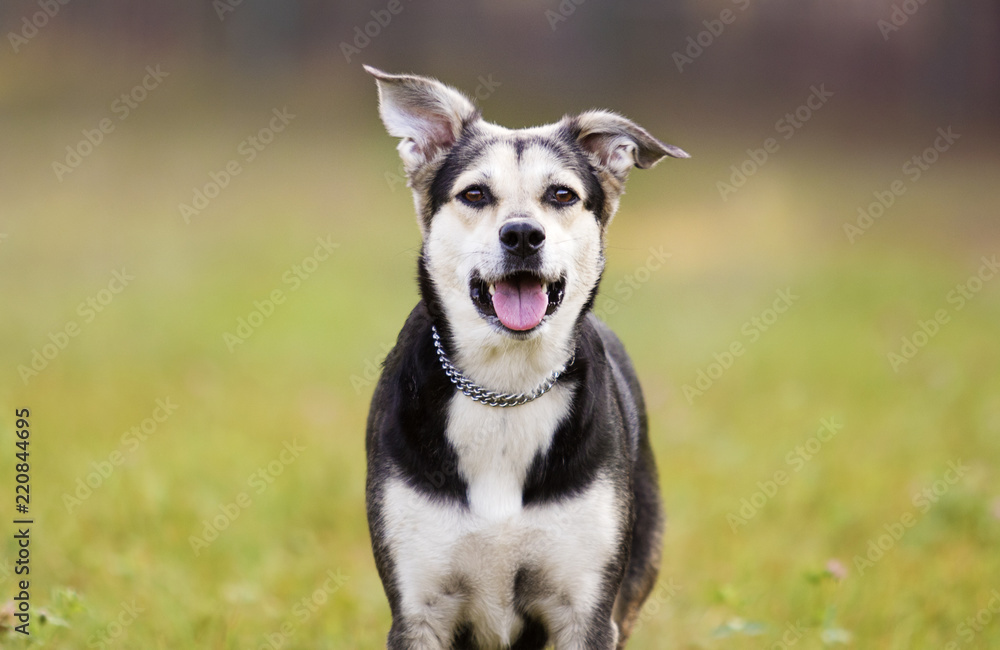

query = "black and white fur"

[{"left": 364, "top": 66, "right": 688, "bottom": 650}]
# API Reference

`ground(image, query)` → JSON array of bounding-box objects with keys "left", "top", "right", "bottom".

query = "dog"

[{"left": 363, "top": 66, "right": 688, "bottom": 649}]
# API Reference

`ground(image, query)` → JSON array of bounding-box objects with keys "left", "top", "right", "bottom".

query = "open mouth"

[{"left": 469, "top": 271, "right": 566, "bottom": 333}]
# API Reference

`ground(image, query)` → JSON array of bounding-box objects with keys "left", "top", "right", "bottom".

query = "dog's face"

[
  {"left": 424, "top": 121, "right": 610, "bottom": 341},
  {"left": 367, "top": 67, "right": 687, "bottom": 351}
]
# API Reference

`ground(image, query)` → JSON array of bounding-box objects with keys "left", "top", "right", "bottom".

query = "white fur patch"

[
  {"left": 446, "top": 381, "right": 573, "bottom": 519},
  {"left": 381, "top": 382, "right": 623, "bottom": 647},
  {"left": 383, "top": 463, "right": 622, "bottom": 648}
]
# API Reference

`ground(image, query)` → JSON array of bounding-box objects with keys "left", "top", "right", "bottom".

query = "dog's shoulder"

[
  {"left": 367, "top": 301, "right": 468, "bottom": 502},
  {"left": 370, "top": 301, "right": 439, "bottom": 404},
  {"left": 581, "top": 313, "right": 645, "bottom": 461}
]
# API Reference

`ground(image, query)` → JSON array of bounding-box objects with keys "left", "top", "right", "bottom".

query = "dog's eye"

[
  {"left": 458, "top": 186, "right": 490, "bottom": 206},
  {"left": 548, "top": 187, "right": 579, "bottom": 206}
]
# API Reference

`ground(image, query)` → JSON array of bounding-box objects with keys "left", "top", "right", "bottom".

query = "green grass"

[{"left": 2, "top": 70, "right": 999, "bottom": 649}]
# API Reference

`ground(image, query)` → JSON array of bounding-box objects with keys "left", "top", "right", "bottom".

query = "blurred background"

[{"left": 1, "top": 1, "right": 999, "bottom": 648}]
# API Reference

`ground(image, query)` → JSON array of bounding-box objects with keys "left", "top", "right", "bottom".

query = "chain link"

[{"left": 431, "top": 326, "right": 571, "bottom": 407}]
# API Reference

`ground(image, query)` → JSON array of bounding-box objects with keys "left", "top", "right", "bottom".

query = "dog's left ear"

[
  {"left": 573, "top": 110, "right": 689, "bottom": 179},
  {"left": 364, "top": 65, "right": 478, "bottom": 172}
]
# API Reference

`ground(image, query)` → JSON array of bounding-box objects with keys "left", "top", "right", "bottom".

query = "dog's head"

[{"left": 367, "top": 66, "right": 687, "bottom": 373}]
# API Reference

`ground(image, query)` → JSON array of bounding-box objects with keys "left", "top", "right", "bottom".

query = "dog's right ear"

[
  {"left": 573, "top": 110, "right": 689, "bottom": 181},
  {"left": 364, "top": 65, "right": 478, "bottom": 172}
]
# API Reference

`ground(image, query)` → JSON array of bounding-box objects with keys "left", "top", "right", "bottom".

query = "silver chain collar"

[{"left": 431, "top": 326, "right": 572, "bottom": 407}]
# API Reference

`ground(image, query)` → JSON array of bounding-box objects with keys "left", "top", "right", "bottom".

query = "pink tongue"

[{"left": 492, "top": 277, "right": 547, "bottom": 331}]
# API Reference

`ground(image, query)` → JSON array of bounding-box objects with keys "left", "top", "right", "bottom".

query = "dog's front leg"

[
  {"left": 385, "top": 593, "right": 465, "bottom": 650},
  {"left": 386, "top": 620, "right": 447, "bottom": 650},
  {"left": 550, "top": 620, "right": 618, "bottom": 650},
  {"left": 544, "top": 604, "right": 619, "bottom": 650}
]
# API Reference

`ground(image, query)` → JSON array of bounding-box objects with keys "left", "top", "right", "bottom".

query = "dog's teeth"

[
  {"left": 488, "top": 283, "right": 496, "bottom": 296},
  {"left": 542, "top": 282, "right": 549, "bottom": 294}
]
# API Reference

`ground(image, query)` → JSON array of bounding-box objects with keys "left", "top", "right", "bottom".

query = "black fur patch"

[
  {"left": 450, "top": 623, "right": 475, "bottom": 649},
  {"left": 510, "top": 617, "right": 549, "bottom": 649},
  {"left": 366, "top": 302, "right": 467, "bottom": 505},
  {"left": 556, "top": 119, "right": 609, "bottom": 225},
  {"left": 514, "top": 136, "right": 528, "bottom": 161},
  {"left": 428, "top": 126, "right": 495, "bottom": 219},
  {"left": 417, "top": 251, "right": 445, "bottom": 324},
  {"left": 521, "top": 317, "right": 625, "bottom": 505}
]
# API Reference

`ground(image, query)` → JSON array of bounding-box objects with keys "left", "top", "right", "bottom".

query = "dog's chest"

[
  {"left": 384, "top": 477, "right": 619, "bottom": 647},
  {"left": 382, "top": 387, "right": 622, "bottom": 645},
  {"left": 445, "top": 386, "right": 570, "bottom": 517}
]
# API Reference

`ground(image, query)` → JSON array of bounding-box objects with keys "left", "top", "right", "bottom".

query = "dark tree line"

[{"left": 3, "top": 0, "right": 997, "bottom": 120}]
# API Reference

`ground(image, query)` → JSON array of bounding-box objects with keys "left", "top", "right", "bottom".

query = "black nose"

[{"left": 499, "top": 220, "right": 545, "bottom": 258}]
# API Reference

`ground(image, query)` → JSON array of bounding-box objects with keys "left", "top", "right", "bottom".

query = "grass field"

[{"left": 2, "top": 70, "right": 1000, "bottom": 649}]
